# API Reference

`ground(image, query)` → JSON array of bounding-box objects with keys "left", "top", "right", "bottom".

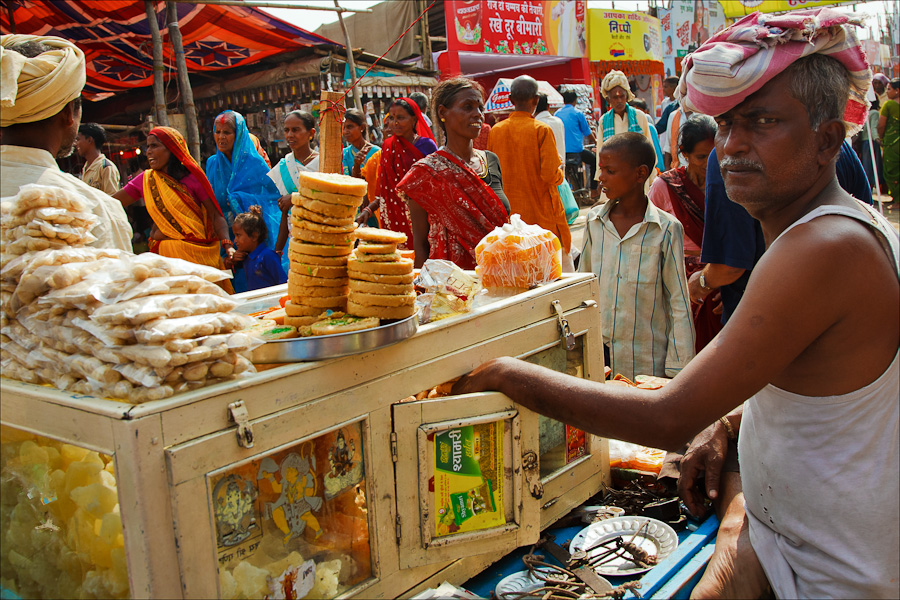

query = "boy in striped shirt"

[{"left": 578, "top": 132, "right": 695, "bottom": 380}]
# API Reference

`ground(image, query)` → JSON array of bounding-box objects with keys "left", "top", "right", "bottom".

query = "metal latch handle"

[
  {"left": 228, "top": 400, "right": 254, "bottom": 448},
  {"left": 551, "top": 299, "right": 576, "bottom": 351}
]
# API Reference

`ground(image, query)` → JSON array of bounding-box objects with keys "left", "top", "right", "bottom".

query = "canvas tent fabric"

[
  {"left": 485, "top": 79, "right": 563, "bottom": 113},
  {"left": 315, "top": 1, "right": 422, "bottom": 64},
  {"left": 0, "top": 0, "right": 338, "bottom": 99}
]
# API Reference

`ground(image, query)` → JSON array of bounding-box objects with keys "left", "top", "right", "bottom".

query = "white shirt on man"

[{"left": 535, "top": 110, "right": 566, "bottom": 161}]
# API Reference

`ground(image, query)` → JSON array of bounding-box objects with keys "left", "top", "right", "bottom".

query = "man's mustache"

[{"left": 719, "top": 156, "right": 763, "bottom": 172}]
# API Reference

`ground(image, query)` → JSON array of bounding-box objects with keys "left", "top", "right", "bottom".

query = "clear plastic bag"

[
  {"left": 5, "top": 184, "right": 89, "bottom": 215},
  {"left": 413, "top": 259, "right": 480, "bottom": 324},
  {"left": 134, "top": 312, "right": 255, "bottom": 344},
  {"left": 475, "top": 214, "right": 563, "bottom": 289},
  {"left": 90, "top": 293, "right": 238, "bottom": 325},
  {"left": 128, "top": 253, "right": 232, "bottom": 283},
  {"left": 4, "top": 207, "right": 98, "bottom": 229}
]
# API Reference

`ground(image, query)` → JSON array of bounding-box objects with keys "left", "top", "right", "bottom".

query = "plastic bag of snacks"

[
  {"left": 413, "top": 259, "right": 480, "bottom": 324},
  {"left": 475, "top": 214, "right": 562, "bottom": 289}
]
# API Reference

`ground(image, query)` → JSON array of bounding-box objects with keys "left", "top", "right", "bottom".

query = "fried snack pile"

[
  {"left": 475, "top": 214, "right": 563, "bottom": 289},
  {"left": 346, "top": 227, "right": 416, "bottom": 320},
  {"left": 285, "top": 172, "right": 367, "bottom": 330},
  {"left": 0, "top": 427, "right": 129, "bottom": 599},
  {"left": 1, "top": 185, "right": 260, "bottom": 402}
]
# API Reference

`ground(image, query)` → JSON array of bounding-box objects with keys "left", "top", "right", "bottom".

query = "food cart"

[{"left": 0, "top": 273, "right": 609, "bottom": 599}]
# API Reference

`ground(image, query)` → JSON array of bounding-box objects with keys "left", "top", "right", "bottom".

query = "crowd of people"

[{"left": 2, "top": 8, "right": 899, "bottom": 596}]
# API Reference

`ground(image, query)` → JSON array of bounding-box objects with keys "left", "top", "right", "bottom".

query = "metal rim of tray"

[{"left": 251, "top": 312, "right": 418, "bottom": 363}]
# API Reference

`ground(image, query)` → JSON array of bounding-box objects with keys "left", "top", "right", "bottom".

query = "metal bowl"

[{"left": 250, "top": 313, "right": 418, "bottom": 363}]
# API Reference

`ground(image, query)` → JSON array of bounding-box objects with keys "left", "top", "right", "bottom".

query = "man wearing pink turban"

[{"left": 452, "top": 9, "right": 898, "bottom": 598}]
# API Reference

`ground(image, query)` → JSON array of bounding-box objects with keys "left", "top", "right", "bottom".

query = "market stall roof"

[
  {"left": 485, "top": 78, "right": 563, "bottom": 113},
  {"left": 0, "top": 0, "right": 340, "bottom": 100}
]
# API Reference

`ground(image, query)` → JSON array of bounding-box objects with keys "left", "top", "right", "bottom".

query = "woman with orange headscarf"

[{"left": 114, "top": 127, "right": 235, "bottom": 293}]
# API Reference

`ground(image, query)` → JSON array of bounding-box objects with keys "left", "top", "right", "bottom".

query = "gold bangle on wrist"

[{"left": 719, "top": 416, "right": 737, "bottom": 441}]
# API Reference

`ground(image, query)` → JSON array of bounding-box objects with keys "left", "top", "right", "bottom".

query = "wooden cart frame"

[{"left": 1, "top": 274, "right": 610, "bottom": 599}]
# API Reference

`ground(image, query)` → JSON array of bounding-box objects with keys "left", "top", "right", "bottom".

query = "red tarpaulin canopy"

[{"left": 0, "top": 0, "right": 339, "bottom": 99}]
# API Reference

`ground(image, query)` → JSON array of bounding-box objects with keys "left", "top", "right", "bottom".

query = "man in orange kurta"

[{"left": 488, "top": 76, "right": 571, "bottom": 256}]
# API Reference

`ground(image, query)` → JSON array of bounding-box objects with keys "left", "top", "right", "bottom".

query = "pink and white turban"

[{"left": 676, "top": 8, "right": 871, "bottom": 135}]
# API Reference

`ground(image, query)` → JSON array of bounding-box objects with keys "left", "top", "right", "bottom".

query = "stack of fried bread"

[
  {"left": 285, "top": 171, "right": 367, "bottom": 328},
  {"left": 347, "top": 227, "right": 416, "bottom": 320}
]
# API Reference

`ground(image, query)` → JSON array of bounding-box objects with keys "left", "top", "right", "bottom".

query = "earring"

[{"left": 441, "top": 118, "right": 445, "bottom": 122}]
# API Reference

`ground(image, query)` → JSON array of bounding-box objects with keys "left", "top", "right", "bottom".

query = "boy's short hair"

[{"left": 601, "top": 132, "right": 656, "bottom": 173}]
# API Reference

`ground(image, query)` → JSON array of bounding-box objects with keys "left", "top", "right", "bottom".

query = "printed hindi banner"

[
  {"left": 444, "top": 0, "right": 587, "bottom": 57},
  {"left": 719, "top": 0, "right": 856, "bottom": 19},
  {"left": 587, "top": 10, "right": 662, "bottom": 63}
]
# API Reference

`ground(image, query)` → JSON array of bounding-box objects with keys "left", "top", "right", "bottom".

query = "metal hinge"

[
  {"left": 390, "top": 431, "right": 398, "bottom": 463},
  {"left": 395, "top": 514, "right": 402, "bottom": 541},
  {"left": 228, "top": 400, "right": 254, "bottom": 448},
  {"left": 551, "top": 300, "right": 576, "bottom": 351}
]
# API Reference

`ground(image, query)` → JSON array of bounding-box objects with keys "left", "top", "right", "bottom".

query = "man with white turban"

[
  {"left": 1, "top": 34, "right": 132, "bottom": 251},
  {"left": 450, "top": 9, "right": 898, "bottom": 598},
  {"left": 595, "top": 70, "right": 663, "bottom": 201}
]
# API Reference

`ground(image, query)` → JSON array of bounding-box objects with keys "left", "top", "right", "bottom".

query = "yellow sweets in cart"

[{"left": 0, "top": 425, "right": 129, "bottom": 599}]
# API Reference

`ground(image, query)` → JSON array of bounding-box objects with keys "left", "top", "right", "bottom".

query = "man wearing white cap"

[
  {"left": 1, "top": 34, "right": 132, "bottom": 251},
  {"left": 454, "top": 9, "right": 898, "bottom": 597}
]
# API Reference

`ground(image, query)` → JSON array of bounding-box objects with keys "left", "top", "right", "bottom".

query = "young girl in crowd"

[{"left": 231, "top": 205, "right": 287, "bottom": 291}]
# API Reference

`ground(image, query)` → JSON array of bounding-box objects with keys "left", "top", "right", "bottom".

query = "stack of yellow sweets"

[
  {"left": 347, "top": 227, "right": 416, "bottom": 320},
  {"left": 285, "top": 171, "right": 367, "bottom": 328}
]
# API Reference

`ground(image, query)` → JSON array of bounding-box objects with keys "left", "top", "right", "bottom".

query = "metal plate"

[
  {"left": 250, "top": 313, "right": 418, "bottom": 363},
  {"left": 569, "top": 516, "right": 678, "bottom": 576},
  {"left": 495, "top": 568, "right": 611, "bottom": 599}
]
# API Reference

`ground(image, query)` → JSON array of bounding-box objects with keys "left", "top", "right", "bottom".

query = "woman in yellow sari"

[{"left": 115, "top": 127, "right": 235, "bottom": 293}]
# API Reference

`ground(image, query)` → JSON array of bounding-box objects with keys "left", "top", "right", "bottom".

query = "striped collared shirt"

[{"left": 578, "top": 199, "right": 695, "bottom": 380}]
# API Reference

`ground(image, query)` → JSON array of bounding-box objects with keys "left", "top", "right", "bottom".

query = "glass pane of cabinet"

[
  {"left": 211, "top": 421, "right": 372, "bottom": 599},
  {"left": 523, "top": 337, "right": 589, "bottom": 478},
  {"left": 0, "top": 425, "right": 129, "bottom": 599}
]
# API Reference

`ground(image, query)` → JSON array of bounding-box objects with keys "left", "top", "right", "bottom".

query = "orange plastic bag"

[{"left": 475, "top": 214, "right": 562, "bottom": 289}]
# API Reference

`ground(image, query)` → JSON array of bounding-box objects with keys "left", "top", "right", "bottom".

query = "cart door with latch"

[{"left": 392, "top": 391, "right": 541, "bottom": 569}]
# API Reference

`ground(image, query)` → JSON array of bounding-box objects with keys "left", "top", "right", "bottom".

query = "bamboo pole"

[
  {"left": 145, "top": 1, "right": 169, "bottom": 127},
  {"left": 318, "top": 91, "right": 345, "bottom": 174},
  {"left": 166, "top": 1, "right": 201, "bottom": 161},
  {"left": 6, "top": 1, "right": 16, "bottom": 33},
  {"left": 334, "top": 0, "right": 363, "bottom": 114}
]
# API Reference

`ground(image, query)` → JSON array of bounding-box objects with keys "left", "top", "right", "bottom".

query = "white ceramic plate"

[
  {"left": 494, "top": 568, "right": 612, "bottom": 599},
  {"left": 569, "top": 516, "right": 678, "bottom": 576}
]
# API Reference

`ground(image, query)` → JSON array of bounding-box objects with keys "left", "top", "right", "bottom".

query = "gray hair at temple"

[
  {"left": 785, "top": 53, "right": 850, "bottom": 133},
  {"left": 509, "top": 75, "right": 538, "bottom": 103}
]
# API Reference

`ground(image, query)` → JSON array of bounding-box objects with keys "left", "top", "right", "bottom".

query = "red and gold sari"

[
  {"left": 398, "top": 149, "right": 508, "bottom": 269},
  {"left": 144, "top": 127, "right": 233, "bottom": 293}
]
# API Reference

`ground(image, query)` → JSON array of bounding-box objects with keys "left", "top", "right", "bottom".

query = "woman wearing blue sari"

[{"left": 206, "top": 110, "right": 284, "bottom": 291}]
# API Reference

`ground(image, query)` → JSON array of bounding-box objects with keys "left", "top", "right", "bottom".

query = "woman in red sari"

[
  {"left": 648, "top": 114, "right": 718, "bottom": 351},
  {"left": 372, "top": 97, "right": 437, "bottom": 246},
  {"left": 398, "top": 78, "right": 509, "bottom": 269}
]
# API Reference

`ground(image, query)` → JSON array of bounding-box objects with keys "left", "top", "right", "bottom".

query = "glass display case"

[{"left": 1, "top": 274, "right": 609, "bottom": 599}]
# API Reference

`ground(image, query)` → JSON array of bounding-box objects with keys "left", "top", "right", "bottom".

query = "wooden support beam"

[
  {"left": 166, "top": 1, "right": 201, "bottom": 160},
  {"left": 145, "top": 0, "right": 169, "bottom": 127},
  {"left": 318, "top": 90, "right": 344, "bottom": 174}
]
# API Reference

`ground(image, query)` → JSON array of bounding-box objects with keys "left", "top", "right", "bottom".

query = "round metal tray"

[{"left": 251, "top": 313, "right": 418, "bottom": 363}]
